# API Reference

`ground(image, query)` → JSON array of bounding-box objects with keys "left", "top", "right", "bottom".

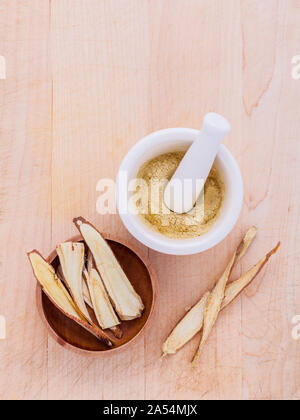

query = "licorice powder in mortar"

[{"left": 135, "top": 151, "right": 225, "bottom": 239}]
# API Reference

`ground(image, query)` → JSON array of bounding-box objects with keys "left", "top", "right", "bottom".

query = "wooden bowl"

[{"left": 36, "top": 234, "right": 158, "bottom": 356}]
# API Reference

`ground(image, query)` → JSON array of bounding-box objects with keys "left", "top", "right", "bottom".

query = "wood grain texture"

[{"left": 0, "top": 0, "right": 299, "bottom": 400}]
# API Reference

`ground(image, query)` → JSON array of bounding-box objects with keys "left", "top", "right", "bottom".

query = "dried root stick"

[
  {"left": 192, "top": 239, "right": 280, "bottom": 364},
  {"left": 235, "top": 226, "right": 257, "bottom": 264},
  {"left": 191, "top": 251, "right": 237, "bottom": 365},
  {"left": 191, "top": 229, "right": 258, "bottom": 365},
  {"left": 162, "top": 228, "right": 257, "bottom": 358},
  {"left": 162, "top": 292, "right": 210, "bottom": 358},
  {"left": 161, "top": 230, "right": 279, "bottom": 362},
  {"left": 221, "top": 242, "right": 280, "bottom": 310}
]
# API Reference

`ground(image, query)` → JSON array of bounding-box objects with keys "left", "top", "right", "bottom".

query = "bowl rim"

[
  {"left": 36, "top": 233, "right": 158, "bottom": 356},
  {"left": 116, "top": 128, "right": 244, "bottom": 255}
]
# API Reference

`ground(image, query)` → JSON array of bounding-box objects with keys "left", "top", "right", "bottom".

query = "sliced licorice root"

[
  {"left": 85, "top": 268, "right": 122, "bottom": 338},
  {"left": 28, "top": 250, "right": 113, "bottom": 346},
  {"left": 74, "top": 217, "right": 144, "bottom": 321},
  {"left": 56, "top": 242, "right": 92, "bottom": 322}
]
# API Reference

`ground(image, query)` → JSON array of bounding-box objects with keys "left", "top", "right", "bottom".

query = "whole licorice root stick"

[
  {"left": 161, "top": 292, "right": 210, "bottom": 358},
  {"left": 191, "top": 241, "right": 280, "bottom": 365},
  {"left": 162, "top": 229, "right": 280, "bottom": 363},
  {"left": 191, "top": 250, "right": 237, "bottom": 365},
  {"left": 162, "top": 227, "right": 257, "bottom": 359},
  {"left": 221, "top": 242, "right": 281, "bottom": 310}
]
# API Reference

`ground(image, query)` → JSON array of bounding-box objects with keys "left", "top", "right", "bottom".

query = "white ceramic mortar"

[{"left": 116, "top": 128, "right": 243, "bottom": 255}]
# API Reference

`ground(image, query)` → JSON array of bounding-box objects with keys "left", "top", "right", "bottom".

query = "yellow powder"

[{"left": 136, "top": 151, "right": 224, "bottom": 239}]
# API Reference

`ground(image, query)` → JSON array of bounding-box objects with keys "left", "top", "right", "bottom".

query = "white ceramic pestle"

[{"left": 163, "top": 113, "right": 231, "bottom": 214}]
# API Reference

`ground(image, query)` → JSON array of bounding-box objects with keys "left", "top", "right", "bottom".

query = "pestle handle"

[{"left": 164, "top": 113, "right": 231, "bottom": 214}]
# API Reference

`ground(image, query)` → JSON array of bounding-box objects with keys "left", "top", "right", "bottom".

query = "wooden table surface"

[{"left": 0, "top": 0, "right": 299, "bottom": 400}]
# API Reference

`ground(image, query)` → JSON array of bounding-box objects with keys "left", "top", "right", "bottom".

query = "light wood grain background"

[{"left": 0, "top": 0, "right": 299, "bottom": 400}]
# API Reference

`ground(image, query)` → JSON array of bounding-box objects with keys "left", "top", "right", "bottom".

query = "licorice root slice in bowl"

[{"left": 35, "top": 234, "right": 158, "bottom": 356}]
